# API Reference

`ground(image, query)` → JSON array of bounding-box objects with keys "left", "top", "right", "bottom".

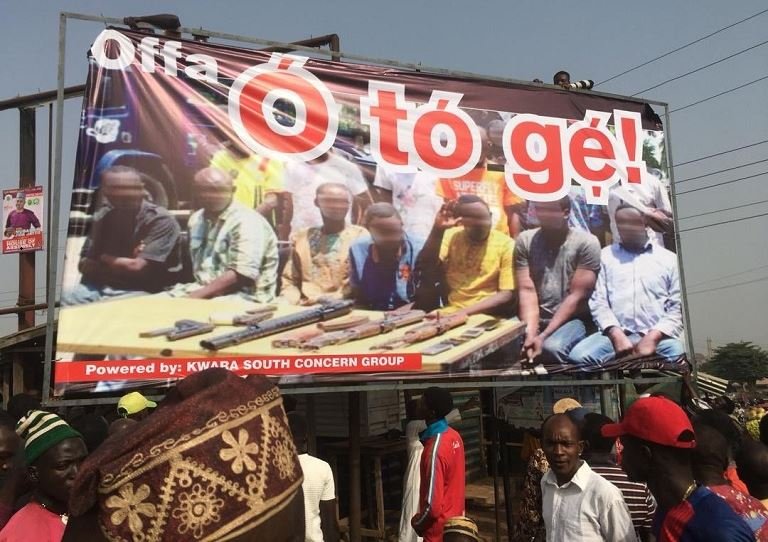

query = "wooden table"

[{"left": 57, "top": 294, "right": 525, "bottom": 376}]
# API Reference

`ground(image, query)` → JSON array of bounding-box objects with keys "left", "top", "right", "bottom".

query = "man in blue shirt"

[
  {"left": 349, "top": 203, "right": 424, "bottom": 311},
  {"left": 569, "top": 204, "right": 684, "bottom": 367}
]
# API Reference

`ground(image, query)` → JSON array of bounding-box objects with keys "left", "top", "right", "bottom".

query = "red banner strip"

[{"left": 54, "top": 354, "right": 423, "bottom": 383}]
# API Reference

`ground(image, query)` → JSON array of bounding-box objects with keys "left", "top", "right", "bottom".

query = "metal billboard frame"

[{"left": 42, "top": 12, "right": 687, "bottom": 408}]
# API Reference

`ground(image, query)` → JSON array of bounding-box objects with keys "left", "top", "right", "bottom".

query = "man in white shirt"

[
  {"left": 283, "top": 149, "right": 373, "bottom": 234},
  {"left": 540, "top": 413, "right": 637, "bottom": 541},
  {"left": 569, "top": 204, "right": 684, "bottom": 368},
  {"left": 373, "top": 165, "right": 443, "bottom": 240},
  {"left": 288, "top": 412, "right": 340, "bottom": 542},
  {"left": 608, "top": 169, "right": 673, "bottom": 247}
]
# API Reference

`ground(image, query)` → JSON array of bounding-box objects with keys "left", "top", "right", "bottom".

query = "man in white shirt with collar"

[
  {"left": 569, "top": 204, "right": 684, "bottom": 367},
  {"left": 540, "top": 412, "right": 637, "bottom": 541}
]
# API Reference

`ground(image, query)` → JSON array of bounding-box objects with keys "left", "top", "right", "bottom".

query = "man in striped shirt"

[{"left": 583, "top": 413, "right": 657, "bottom": 542}]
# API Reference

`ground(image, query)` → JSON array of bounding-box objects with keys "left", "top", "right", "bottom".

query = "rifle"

[
  {"left": 200, "top": 300, "right": 354, "bottom": 351},
  {"left": 369, "top": 312, "right": 468, "bottom": 351},
  {"left": 208, "top": 305, "right": 277, "bottom": 326},
  {"left": 422, "top": 318, "right": 501, "bottom": 355},
  {"left": 272, "top": 314, "right": 370, "bottom": 348},
  {"left": 139, "top": 320, "right": 215, "bottom": 341},
  {"left": 301, "top": 310, "right": 426, "bottom": 350}
]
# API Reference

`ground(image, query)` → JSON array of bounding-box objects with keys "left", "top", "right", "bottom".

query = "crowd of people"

[
  {"left": 0, "top": 373, "right": 766, "bottom": 541},
  {"left": 512, "top": 394, "right": 768, "bottom": 542},
  {"left": 62, "top": 100, "right": 678, "bottom": 371},
  {"left": 0, "top": 374, "right": 484, "bottom": 541}
]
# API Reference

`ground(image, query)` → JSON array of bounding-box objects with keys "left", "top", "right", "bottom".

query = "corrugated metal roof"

[{"left": 696, "top": 371, "right": 730, "bottom": 396}]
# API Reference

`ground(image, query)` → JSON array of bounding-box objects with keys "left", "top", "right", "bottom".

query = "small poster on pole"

[{"left": 2, "top": 186, "right": 44, "bottom": 254}]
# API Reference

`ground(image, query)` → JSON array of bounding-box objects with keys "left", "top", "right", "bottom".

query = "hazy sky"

[{"left": 1, "top": 0, "right": 767, "bottom": 357}]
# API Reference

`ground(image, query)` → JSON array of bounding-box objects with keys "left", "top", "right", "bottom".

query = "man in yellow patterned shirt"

[
  {"left": 416, "top": 195, "right": 515, "bottom": 317},
  {"left": 280, "top": 183, "right": 366, "bottom": 305}
]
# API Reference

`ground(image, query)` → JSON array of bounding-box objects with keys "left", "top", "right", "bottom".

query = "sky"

[{"left": 1, "top": 0, "right": 767, "bottom": 357}]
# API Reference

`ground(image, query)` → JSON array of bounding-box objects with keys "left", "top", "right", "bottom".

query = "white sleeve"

[
  {"left": 601, "top": 493, "right": 639, "bottom": 542},
  {"left": 373, "top": 166, "right": 394, "bottom": 190},
  {"left": 445, "top": 408, "right": 462, "bottom": 424},
  {"left": 345, "top": 161, "right": 369, "bottom": 196},
  {"left": 321, "top": 461, "right": 336, "bottom": 501},
  {"left": 655, "top": 179, "right": 673, "bottom": 214}
]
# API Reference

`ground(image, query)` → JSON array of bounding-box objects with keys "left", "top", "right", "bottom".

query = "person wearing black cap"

[
  {"left": 411, "top": 387, "right": 465, "bottom": 542},
  {"left": 602, "top": 396, "right": 755, "bottom": 541},
  {"left": 582, "top": 413, "right": 656, "bottom": 542}
]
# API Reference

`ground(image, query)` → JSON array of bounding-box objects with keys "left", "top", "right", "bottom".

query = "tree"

[
  {"left": 702, "top": 341, "right": 768, "bottom": 386},
  {"left": 642, "top": 139, "right": 662, "bottom": 170}
]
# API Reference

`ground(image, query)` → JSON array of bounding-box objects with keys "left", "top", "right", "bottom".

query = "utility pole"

[{"left": 16, "top": 107, "right": 37, "bottom": 396}]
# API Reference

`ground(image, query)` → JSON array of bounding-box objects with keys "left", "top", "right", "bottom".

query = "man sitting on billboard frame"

[
  {"left": 168, "top": 166, "right": 279, "bottom": 301},
  {"left": 62, "top": 166, "right": 182, "bottom": 306},
  {"left": 568, "top": 203, "right": 685, "bottom": 367},
  {"left": 515, "top": 197, "right": 601, "bottom": 366},
  {"left": 414, "top": 195, "right": 515, "bottom": 318}
]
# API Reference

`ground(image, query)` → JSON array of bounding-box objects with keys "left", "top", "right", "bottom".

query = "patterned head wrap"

[{"left": 69, "top": 369, "right": 303, "bottom": 541}]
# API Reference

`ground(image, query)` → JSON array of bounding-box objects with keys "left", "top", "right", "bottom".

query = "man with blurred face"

[
  {"left": 281, "top": 183, "right": 366, "bottom": 305},
  {"left": 515, "top": 197, "right": 601, "bottom": 364},
  {"left": 608, "top": 169, "right": 673, "bottom": 248},
  {"left": 0, "top": 411, "right": 87, "bottom": 542},
  {"left": 436, "top": 126, "right": 522, "bottom": 237},
  {"left": 349, "top": 203, "right": 424, "bottom": 310},
  {"left": 540, "top": 413, "right": 636, "bottom": 541},
  {"left": 283, "top": 148, "right": 372, "bottom": 234},
  {"left": 62, "top": 166, "right": 181, "bottom": 305},
  {"left": 415, "top": 195, "right": 515, "bottom": 317},
  {"left": 569, "top": 204, "right": 684, "bottom": 367},
  {"left": 169, "top": 167, "right": 278, "bottom": 301}
]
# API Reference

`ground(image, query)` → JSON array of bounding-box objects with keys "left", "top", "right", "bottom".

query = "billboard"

[
  {"left": 3, "top": 186, "right": 43, "bottom": 254},
  {"left": 54, "top": 28, "right": 688, "bottom": 394}
]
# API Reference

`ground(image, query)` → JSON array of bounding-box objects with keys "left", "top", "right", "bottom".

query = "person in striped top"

[{"left": 582, "top": 413, "right": 657, "bottom": 542}]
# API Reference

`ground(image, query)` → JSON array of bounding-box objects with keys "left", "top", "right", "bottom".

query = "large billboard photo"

[{"left": 54, "top": 28, "right": 688, "bottom": 394}]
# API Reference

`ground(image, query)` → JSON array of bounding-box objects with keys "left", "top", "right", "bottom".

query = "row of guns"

[{"left": 138, "top": 300, "right": 500, "bottom": 353}]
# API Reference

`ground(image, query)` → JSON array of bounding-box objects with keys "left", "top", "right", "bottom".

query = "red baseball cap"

[{"left": 601, "top": 396, "right": 696, "bottom": 449}]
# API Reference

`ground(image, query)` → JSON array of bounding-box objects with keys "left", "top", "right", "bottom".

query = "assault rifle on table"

[
  {"left": 139, "top": 320, "right": 215, "bottom": 341},
  {"left": 271, "top": 315, "right": 371, "bottom": 348},
  {"left": 369, "top": 312, "right": 468, "bottom": 350},
  {"left": 139, "top": 305, "right": 278, "bottom": 342},
  {"left": 200, "top": 300, "right": 354, "bottom": 351},
  {"left": 300, "top": 310, "right": 426, "bottom": 350},
  {"left": 208, "top": 305, "right": 277, "bottom": 326}
]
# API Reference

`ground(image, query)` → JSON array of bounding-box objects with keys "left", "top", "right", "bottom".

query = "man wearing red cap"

[{"left": 602, "top": 396, "right": 755, "bottom": 542}]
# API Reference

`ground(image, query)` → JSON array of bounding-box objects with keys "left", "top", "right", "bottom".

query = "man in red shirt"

[
  {"left": 603, "top": 396, "right": 754, "bottom": 542},
  {"left": 411, "top": 387, "right": 465, "bottom": 541}
]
